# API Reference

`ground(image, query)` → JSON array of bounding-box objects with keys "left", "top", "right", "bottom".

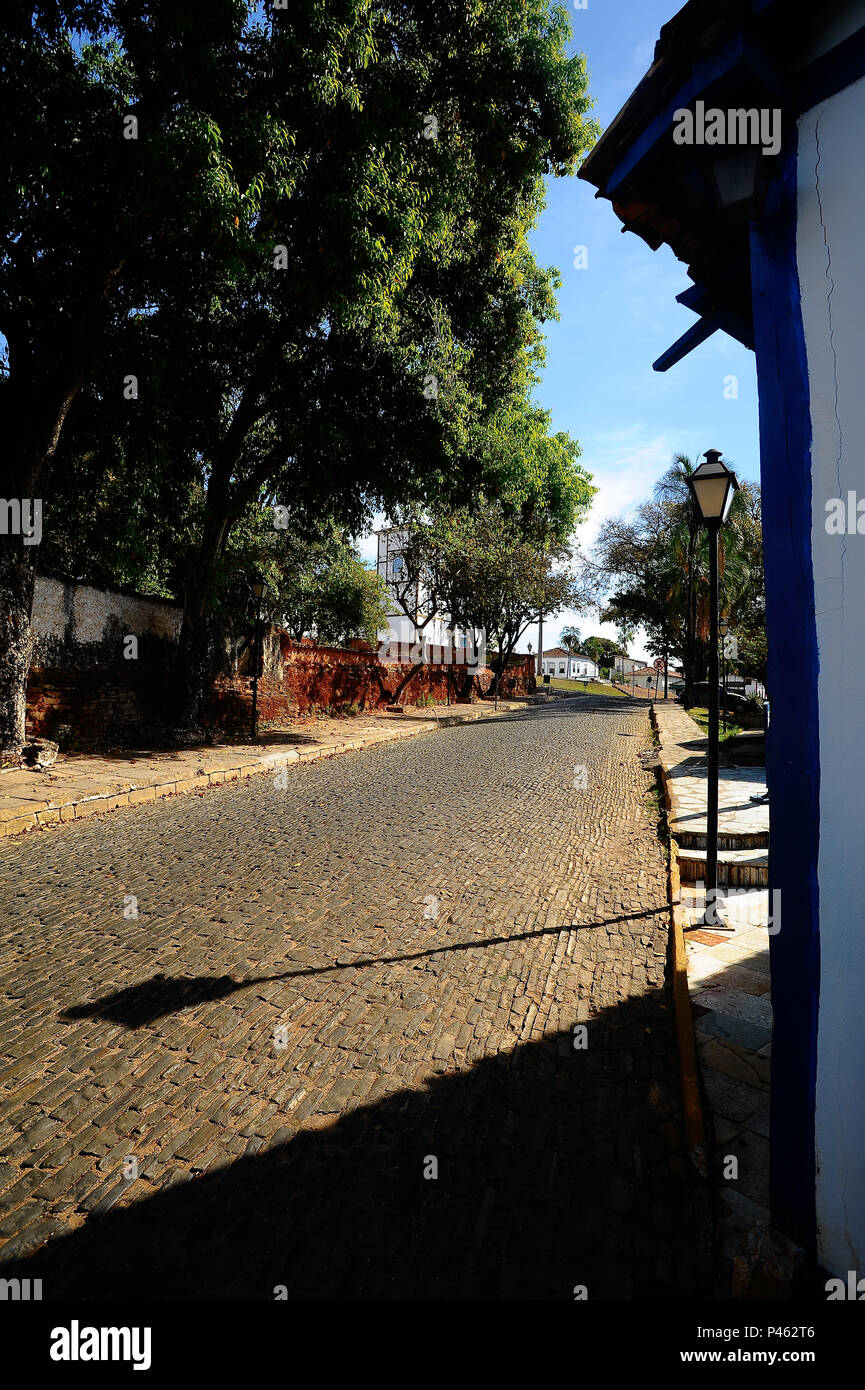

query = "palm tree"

[
  {"left": 655, "top": 454, "right": 756, "bottom": 705},
  {"left": 559, "top": 625, "right": 581, "bottom": 654}
]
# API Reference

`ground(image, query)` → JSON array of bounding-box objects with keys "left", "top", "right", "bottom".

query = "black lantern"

[{"left": 686, "top": 449, "right": 739, "bottom": 523}]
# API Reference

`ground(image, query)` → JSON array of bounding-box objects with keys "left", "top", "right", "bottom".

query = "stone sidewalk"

[
  {"left": 655, "top": 704, "right": 769, "bottom": 841},
  {"left": 652, "top": 704, "right": 794, "bottom": 1295},
  {"left": 0, "top": 699, "right": 527, "bottom": 841}
]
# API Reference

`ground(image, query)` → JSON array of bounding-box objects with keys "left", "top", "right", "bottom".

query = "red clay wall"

[
  {"left": 25, "top": 604, "right": 537, "bottom": 746},
  {"left": 201, "top": 641, "right": 537, "bottom": 733}
]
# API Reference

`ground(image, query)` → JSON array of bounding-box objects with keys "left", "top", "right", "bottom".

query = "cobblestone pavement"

[{"left": 0, "top": 695, "right": 712, "bottom": 1299}]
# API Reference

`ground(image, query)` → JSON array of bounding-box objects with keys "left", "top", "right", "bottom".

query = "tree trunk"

[
  {"left": 172, "top": 497, "right": 231, "bottom": 732},
  {"left": 683, "top": 555, "right": 696, "bottom": 708},
  {"left": 0, "top": 375, "right": 82, "bottom": 755},
  {"left": 0, "top": 539, "right": 38, "bottom": 757},
  {"left": 174, "top": 606, "right": 213, "bottom": 733}
]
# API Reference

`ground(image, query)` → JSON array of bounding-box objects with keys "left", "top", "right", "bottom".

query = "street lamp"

[
  {"left": 536, "top": 510, "right": 554, "bottom": 682},
  {"left": 687, "top": 449, "right": 739, "bottom": 929},
  {"left": 250, "top": 576, "right": 265, "bottom": 743}
]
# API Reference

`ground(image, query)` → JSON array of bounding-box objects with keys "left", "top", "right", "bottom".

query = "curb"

[
  {"left": 0, "top": 702, "right": 526, "bottom": 843},
  {"left": 651, "top": 705, "right": 708, "bottom": 1177}
]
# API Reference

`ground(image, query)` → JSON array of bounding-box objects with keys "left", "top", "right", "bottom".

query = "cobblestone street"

[{"left": 0, "top": 694, "right": 711, "bottom": 1299}]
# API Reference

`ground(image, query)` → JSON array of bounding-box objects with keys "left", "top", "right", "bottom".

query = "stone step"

[
  {"left": 676, "top": 829, "right": 769, "bottom": 851},
  {"left": 679, "top": 846, "right": 769, "bottom": 888}
]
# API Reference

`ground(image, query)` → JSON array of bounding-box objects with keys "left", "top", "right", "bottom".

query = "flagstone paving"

[
  {"left": 652, "top": 705, "right": 781, "bottom": 1293},
  {"left": 0, "top": 694, "right": 711, "bottom": 1299}
]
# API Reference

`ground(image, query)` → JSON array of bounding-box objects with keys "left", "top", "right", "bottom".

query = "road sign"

[{"left": 654, "top": 657, "right": 664, "bottom": 671}]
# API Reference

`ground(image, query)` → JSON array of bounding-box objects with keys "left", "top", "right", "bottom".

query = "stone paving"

[
  {"left": 0, "top": 700, "right": 527, "bottom": 839},
  {"left": 682, "top": 888, "right": 781, "bottom": 1294},
  {"left": 0, "top": 694, "right": 711, "bottom": 1300},
  {"left": 654, "top": 705, "right": 769, "bottom": 843}
]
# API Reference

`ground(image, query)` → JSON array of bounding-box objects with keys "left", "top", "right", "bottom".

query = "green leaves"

[{"left": 2, "top": 0, "right": 599, "bottom": 714}]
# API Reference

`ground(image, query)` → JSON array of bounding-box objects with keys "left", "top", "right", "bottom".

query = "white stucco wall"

[
  {"left": 31, "top": 575, "right": 182, "bottom": 649},
  {"left": 797, "top": 73, "right": 865, "bottom": 1276}
]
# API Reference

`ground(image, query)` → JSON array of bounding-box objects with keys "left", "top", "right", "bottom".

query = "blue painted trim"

[
  {"left": 604, "top": 34, "right": 749, "bottom": 197},
  {"left": 795, "top": 26, "right": 865, "bottom": 114},
  {"left": 603, "top": 32, "right": 784, "bottom": 199},
  {"left": 749, "top": 143, "right": 820, "bottom": 1253},
  {"left": 652, "top": 317, "right": 718, "bottom": 372}
]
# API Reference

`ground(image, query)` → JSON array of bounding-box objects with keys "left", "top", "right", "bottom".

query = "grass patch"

[
  {"left": 548, "top": 679, "right": 630, "bottom": 697},
  {"left": 688, "top": 706, "right": 745, "bottom": 744}
]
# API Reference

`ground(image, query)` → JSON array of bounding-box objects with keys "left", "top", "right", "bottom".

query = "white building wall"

[
  {"left": 797, "top": 73, "right": 865, "bottom": 1276},
  {"left": 374, "top": 528, "right": 464, "bottom": 650}
]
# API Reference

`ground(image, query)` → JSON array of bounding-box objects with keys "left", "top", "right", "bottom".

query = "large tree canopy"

[{"left": 0, "top": 0, "right": 599, "bottom": 749}]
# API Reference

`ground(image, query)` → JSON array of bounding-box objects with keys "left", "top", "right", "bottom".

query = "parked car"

[{"left": 676, "top": 682, "right": 755, "bottom": 716}]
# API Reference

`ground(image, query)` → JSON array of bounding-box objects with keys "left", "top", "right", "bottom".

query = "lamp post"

[
  {"left": 536, "top": 510, "right": 554, "bottom": 682},
  {"left": 687, "top": 449, "right": 739, "bottom": 929},
  {"left": 719, "top": 616, "right": 729, "bottom": 734},
  {"left": 250, "top": 576, "right": 264, "bottom": 743}
]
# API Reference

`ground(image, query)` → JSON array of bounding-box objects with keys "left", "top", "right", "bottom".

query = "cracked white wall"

[{"left": 797, "top": 73, "right": 865, "bottom": 1277}]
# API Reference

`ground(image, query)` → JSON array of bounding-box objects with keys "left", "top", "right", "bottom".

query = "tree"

[
  {"left": 221, "top": 509, "right": 390, "bottom": 651},
  {"left": 0, "top": 0, "right": 600, "bottom": 751},
  {"left": 0, "top": 0, "right": 309, "bottom": 750},
  {"left": 581, "top": 635, "right": 625, "bottom": 672},
  {"left": 718, "top": 481, "right": 767, "bottom": 682},
  {"left": 594, "top": 457, "right": 766, "bottom": 704},
  {"left": 431, "top": 502, "right": 589, "bottom": 698},
  {"left": 158, "top": 0, "right": 599, "bottom": 729},
  {"left": 653, "top": 455, "right": 705, "bottom": 706},
  {"left": 594, "top": 500, "right": 681, "bottom": 679},
  {"left": 559, "top": 626, "right": 582, "bottom": 654}
]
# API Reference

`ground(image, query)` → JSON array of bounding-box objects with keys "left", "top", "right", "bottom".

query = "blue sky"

[
  {"left": 529, "top": 0, "right": 760, "bottom": 657},
  {"left": 366, "top": 0, "right": 761, "bottom": 663}
]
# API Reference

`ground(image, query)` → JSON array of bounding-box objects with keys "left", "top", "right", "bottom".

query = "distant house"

[
  {"left": 612, "top": 655, "right": 642, "bottom": 677},
  {"left": 629, "top": 666, "right": 661, "bottom": 689},
  {"left": 542, "top": 648, "right": 599, "bottom": 680}
]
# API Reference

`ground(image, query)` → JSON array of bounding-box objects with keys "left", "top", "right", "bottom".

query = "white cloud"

[{"left": 572, "top": 426, "right": 676, "bottom": 548}]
